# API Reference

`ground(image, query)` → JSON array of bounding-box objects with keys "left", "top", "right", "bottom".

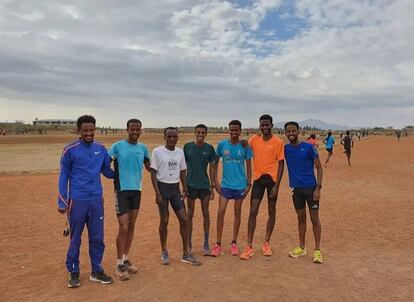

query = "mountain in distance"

[{"left": 275, "top": 119, "right": 350, "bottom": 131}]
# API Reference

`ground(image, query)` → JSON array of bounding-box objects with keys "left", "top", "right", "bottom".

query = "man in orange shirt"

[{"left": 240, "top": 114, "right": 285, "bottom": 260}]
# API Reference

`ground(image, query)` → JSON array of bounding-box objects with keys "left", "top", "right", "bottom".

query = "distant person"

[
  {"left": 58, "top": 115, "right": 115, "bottom": 288},
  {"left": 357, "top": 132, "right": 361, "bottom": 141},
  {"left": 108, "top": 119, "right": 151, "bottom": 281},
  {"left": 284, "top": 121, "right": 324, "bottom": 264},
  {"left": 150, "top": 127, "right": 201, "bottom": 266},
  {"left": 340, "top": 130, "right": 354, "bottom": 166},
  {"left": 404, "top": 129, "right": 408, "bottom": 138},
  {"left": 240, "top": 114, "right": 284, "bottom": 260},
  {"left": 183, "top": 124, "right": 217, "bottom": 256},
  {"left": 339, "top": 132, "right": 343, "bottom": 139},
  {"left": 307, "top": 134, "right": 319, "bottom": 148},
  {"left": 322, "top": 131, "right": 335, "bottom": 167},
  {"left": 212, "top": 120, "right": 252, "bottom": 257},
  {"left": 396, "top": 130, "right": 401, "bottom": 142}
]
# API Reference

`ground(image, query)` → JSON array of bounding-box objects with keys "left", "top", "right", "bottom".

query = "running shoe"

[
  {"left": 313, "top": 250, "right": 324, "bottom": 263},
  {"left": 289, "top": 247, "right": 307, "bottom": 258},
  {"left": 211, "top": 244, "right": 224, "bottom": 257},
  {"left": 202, "top": 245, "right": 211, "bottom": 256},
  {"left": 230, "top": 243, "right": 239, "bottom": 256},
  {"left": 67, "top": 272, "right": 80, "bottom": 288},
  {"left": 124, "top": 260, "right": 138, "bottom": 274},
  {"left": 262, "top": 242, "right": 272, "bottom": 256},
  {"left": 240, "top": 246, "right": 254, "bottom": 260},
  {"left": 161, "top": 250, "right": 170, "bottom": 265},
  {"left": 181, "top": 253, "right": 202, "bottom": 266},
  {"left": 115, "top": 264, "right": 129, "bottom": 281},
  {"left": 89, "top": 271, "right": 113, "bottom": 284}
]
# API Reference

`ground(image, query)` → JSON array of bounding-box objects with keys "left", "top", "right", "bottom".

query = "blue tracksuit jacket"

[{"left": 58, "top": 139, "right": 114, "bottom": 208}]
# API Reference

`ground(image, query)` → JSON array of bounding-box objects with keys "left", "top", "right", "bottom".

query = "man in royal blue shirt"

[
  {"left": 58, "top": 115, "right": 115, "bottom": 288},
  {"left": 284, "top": 121, "right": 324, "bottom": 264}
]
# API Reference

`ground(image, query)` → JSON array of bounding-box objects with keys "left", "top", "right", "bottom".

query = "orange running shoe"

[
  {"left": 240, "top": 246, "right": 254, "bottom": 260},
  {"left": 262, "top": 242, "right": 272, "bottom": 256}
]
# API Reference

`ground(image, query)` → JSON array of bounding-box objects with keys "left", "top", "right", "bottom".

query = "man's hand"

[
  {"left": 209, "top": 187, "right": 215, "bottom": 200},
  {"left": 269, "top": 184, "right": 279, "bottom": 200},
  {"left": 242, "top": 184, "right": 252, "bottom": 200},
  {"left": 181, "top": 190, "right": 188, "bottom": 199},
  {"left": 313, "top": 188, "right": 321, "bottom": 201},
  {"left": 156, "top": 193, "right": 164, "bottom": 206},
  {"left": 214, "top": 181, "right": 222, "bottom": 195},
  {"left": 58, "top": 207, "right": 67, "bottom": 214}
]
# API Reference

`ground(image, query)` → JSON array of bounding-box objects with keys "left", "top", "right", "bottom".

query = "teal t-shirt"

[
  {"left": 216, "top": 139, "right": 253, "bottom": 190},
  {"left": 108, "top": 140, "right": 150, "bottom": 191},
  {"left": 184, "top": 142, "right": 217, "bottom": 189}
]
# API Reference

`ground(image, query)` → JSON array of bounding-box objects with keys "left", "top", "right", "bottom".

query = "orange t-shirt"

[{"left": 249, "top": 134, "right": 285, "bottom": 182}]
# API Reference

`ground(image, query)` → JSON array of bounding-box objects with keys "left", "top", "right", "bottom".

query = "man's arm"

[
  {"left": 144, "top": 158, "right": 151, "bottom": 172},
  {"left": 150, "top": 168, "right": 163, "bottom": 205},
  {"left": 101, "top": 150, "right": 115, "bottom": 179},
  {"left": 243, "top": 158, "right": 252, "bottom": 198},
  {"left": 270, "top": 160, "right": 284, "bottom": 199},
  {"left": 180, "top": 169, "right": 188, "bottom": 199},
  {"left": 313, "top": 157, "right": 323, "bottom": 201},
  {"left": 208, "top": 159, "right": 217, "bottom": 200},
  {"left": 57, "top": 149, "right": 71, "bottom": 213}
]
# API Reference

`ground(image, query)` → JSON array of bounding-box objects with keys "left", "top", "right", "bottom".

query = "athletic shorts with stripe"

[
  {"left": 157, "top": 182, "right": 185, "bottom": 212},
  {"left": 115, "top": 190, "right": 141, "bottom": 216},
  {"left": 292, "top": 187, "right": 319, "bottom": 211}
]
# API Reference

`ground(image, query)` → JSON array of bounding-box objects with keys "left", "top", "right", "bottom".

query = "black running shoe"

[
  {"left": 68, "top": 272, "right": 80, "bottom": 288},
  {"left": 89, "top": 270, "right": 113, "bottom": 284},
  {"left": 181, "top": 253, "right": 202, "bottom": 266}
]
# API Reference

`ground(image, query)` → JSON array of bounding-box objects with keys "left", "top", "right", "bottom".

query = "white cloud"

[{"left": 0, "top": 0, "right": 413, "bottom": 128}]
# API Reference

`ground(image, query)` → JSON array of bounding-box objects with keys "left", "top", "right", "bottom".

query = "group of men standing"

[{"left": 57, "top": 114, "right": 324, "bottom": 288}]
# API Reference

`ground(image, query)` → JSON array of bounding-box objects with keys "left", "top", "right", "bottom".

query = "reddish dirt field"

[{"left": 0, "top": 135, "right": 413, "bottom": 301}]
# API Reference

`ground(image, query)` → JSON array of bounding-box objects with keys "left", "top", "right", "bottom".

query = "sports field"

[{"left": 0, "top": 134, "right": 413, "bottom": 302}]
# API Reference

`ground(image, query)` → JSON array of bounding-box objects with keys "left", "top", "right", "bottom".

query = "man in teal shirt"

[
  {"left": 108, "top": 119, "right": 150, "bottom": 281},
  {"left": 184, "top": 124, "right": 217, "bottom": 256},
  {"left": 212, "top": 120, "right": 252, "bottom": 257}
]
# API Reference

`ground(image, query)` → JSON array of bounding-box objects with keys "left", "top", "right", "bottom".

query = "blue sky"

[{"left": 0, "top": 0, "right": 413, "bottom": 128}]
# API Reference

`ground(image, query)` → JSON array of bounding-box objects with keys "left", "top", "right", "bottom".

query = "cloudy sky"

[{"left": 1, "top": 0, "right": 413, "bottom": 128}]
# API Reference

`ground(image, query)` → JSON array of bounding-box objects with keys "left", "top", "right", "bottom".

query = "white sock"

[
  {"left": 117, "top": 259, "right": 124, "bottom": 266},
  {"left": 122, "top": 254, "right": 129, "bottom": 261}
]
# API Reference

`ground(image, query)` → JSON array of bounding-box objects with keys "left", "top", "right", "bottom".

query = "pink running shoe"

[
  {"left": 230, "top": 243, "right": 239, "bottom": 256},
  {"left": 211, "top": 244, "right": 224, "bottom": 257}
]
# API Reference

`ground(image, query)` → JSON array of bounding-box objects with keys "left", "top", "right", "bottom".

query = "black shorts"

[
  {"left": 251, "top": 174, "right": 276, "bottom": 201},
  {"left": 326, "top": 148, "right": 333, "bottom": 154},
  {"left": 115, "top": 190, "right": 141, "bottom": 216},
  {"left": 158, "top": 182, "right": 185, "bottom": 213},
  {"left": 187, "top": 186, "right": 210, "bottom": 200},
  {"left": 345, "top": 148, "right": 351, "bottom": 155},
  {"left": 292, "top": 187, "right": 319, "bottom": 211}
]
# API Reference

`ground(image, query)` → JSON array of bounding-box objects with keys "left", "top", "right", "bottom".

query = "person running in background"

[
  {"left": 184, "top": 124, "right": 217, "bottom": 256},
  {"left": 284, "top": 121, "right": 324, "bottom": 264},
  {"left": 150, "top": 127, "right": 201, "bottom": 266},
  {"left": 340, "top": 130, "right": 354, "bottom": 166},
  {"left": 322, "top": 131, "right": 335, "bottom": 167},
  {"left": 212, "top": 120, "right": 252, "bottom": 257},
  {"left": 240, "top": 114, "right": 284, "bottom": 260},
  {"left": 108, "top": 119, "right": 151, "bottom": 281},
  {"left": 58, "top": 115, "right": 114, "bottom": 288},
  {"left": 307, "top": 134, "right": 319, "bottom": 148},
  {"left": 396, "top": 130, "right": 401, "bottom": 142}
]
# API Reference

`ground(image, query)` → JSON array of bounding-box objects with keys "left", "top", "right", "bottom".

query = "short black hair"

[
  {"left": 309, "top": 134, "right": 316, "bottom": 139},
  {"left": 195, "top": 124, "right": 208, "bottom": 132},
  {"left": 229, "top": 120, "right": 242, "bottom": 128},
  {"left": 77, "top": 115, "right": 96, "bottom": 129},
  {"left": 164, "top": 126, "right": 178, "bottom": 135},
  {"left": 346, "top": 130, "right": 350, "bottom": 135},
  {"left": 327, "top": 131, "right": 332, "bottom": 136},
  {"left": 259, "top": 114, "right": 273, "bottom": 124},
  {"left": 284, "top": 121, "right": 299, "bottom": 130},
  {"left": 127, "top": 119, "right": 142, "bottom": 129}
]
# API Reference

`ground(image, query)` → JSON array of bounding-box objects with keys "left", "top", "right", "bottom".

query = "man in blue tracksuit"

[{"left": 58, "top": 115, "right": 115, "bottom": 288}]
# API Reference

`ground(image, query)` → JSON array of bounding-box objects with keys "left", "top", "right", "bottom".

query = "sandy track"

[{"left": 0, "top": 135, "right": 413, "bottom": 301}]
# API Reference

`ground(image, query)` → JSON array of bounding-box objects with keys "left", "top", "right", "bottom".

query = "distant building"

[{"left": 33, "top": 118, "right": 76, "bottom": 128}]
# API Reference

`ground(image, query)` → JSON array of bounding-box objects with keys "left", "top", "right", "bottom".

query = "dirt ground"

[{"left": 0, "top": 134, "right": 413, "bottom": 302}]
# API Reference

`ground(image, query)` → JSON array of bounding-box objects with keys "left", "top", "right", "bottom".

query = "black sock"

[
  {"left": 231, "top": 240, "right": 236, "bottom": 245},
  {"left": 216, "top": 241, "right": 221, "bottom": 246}
]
